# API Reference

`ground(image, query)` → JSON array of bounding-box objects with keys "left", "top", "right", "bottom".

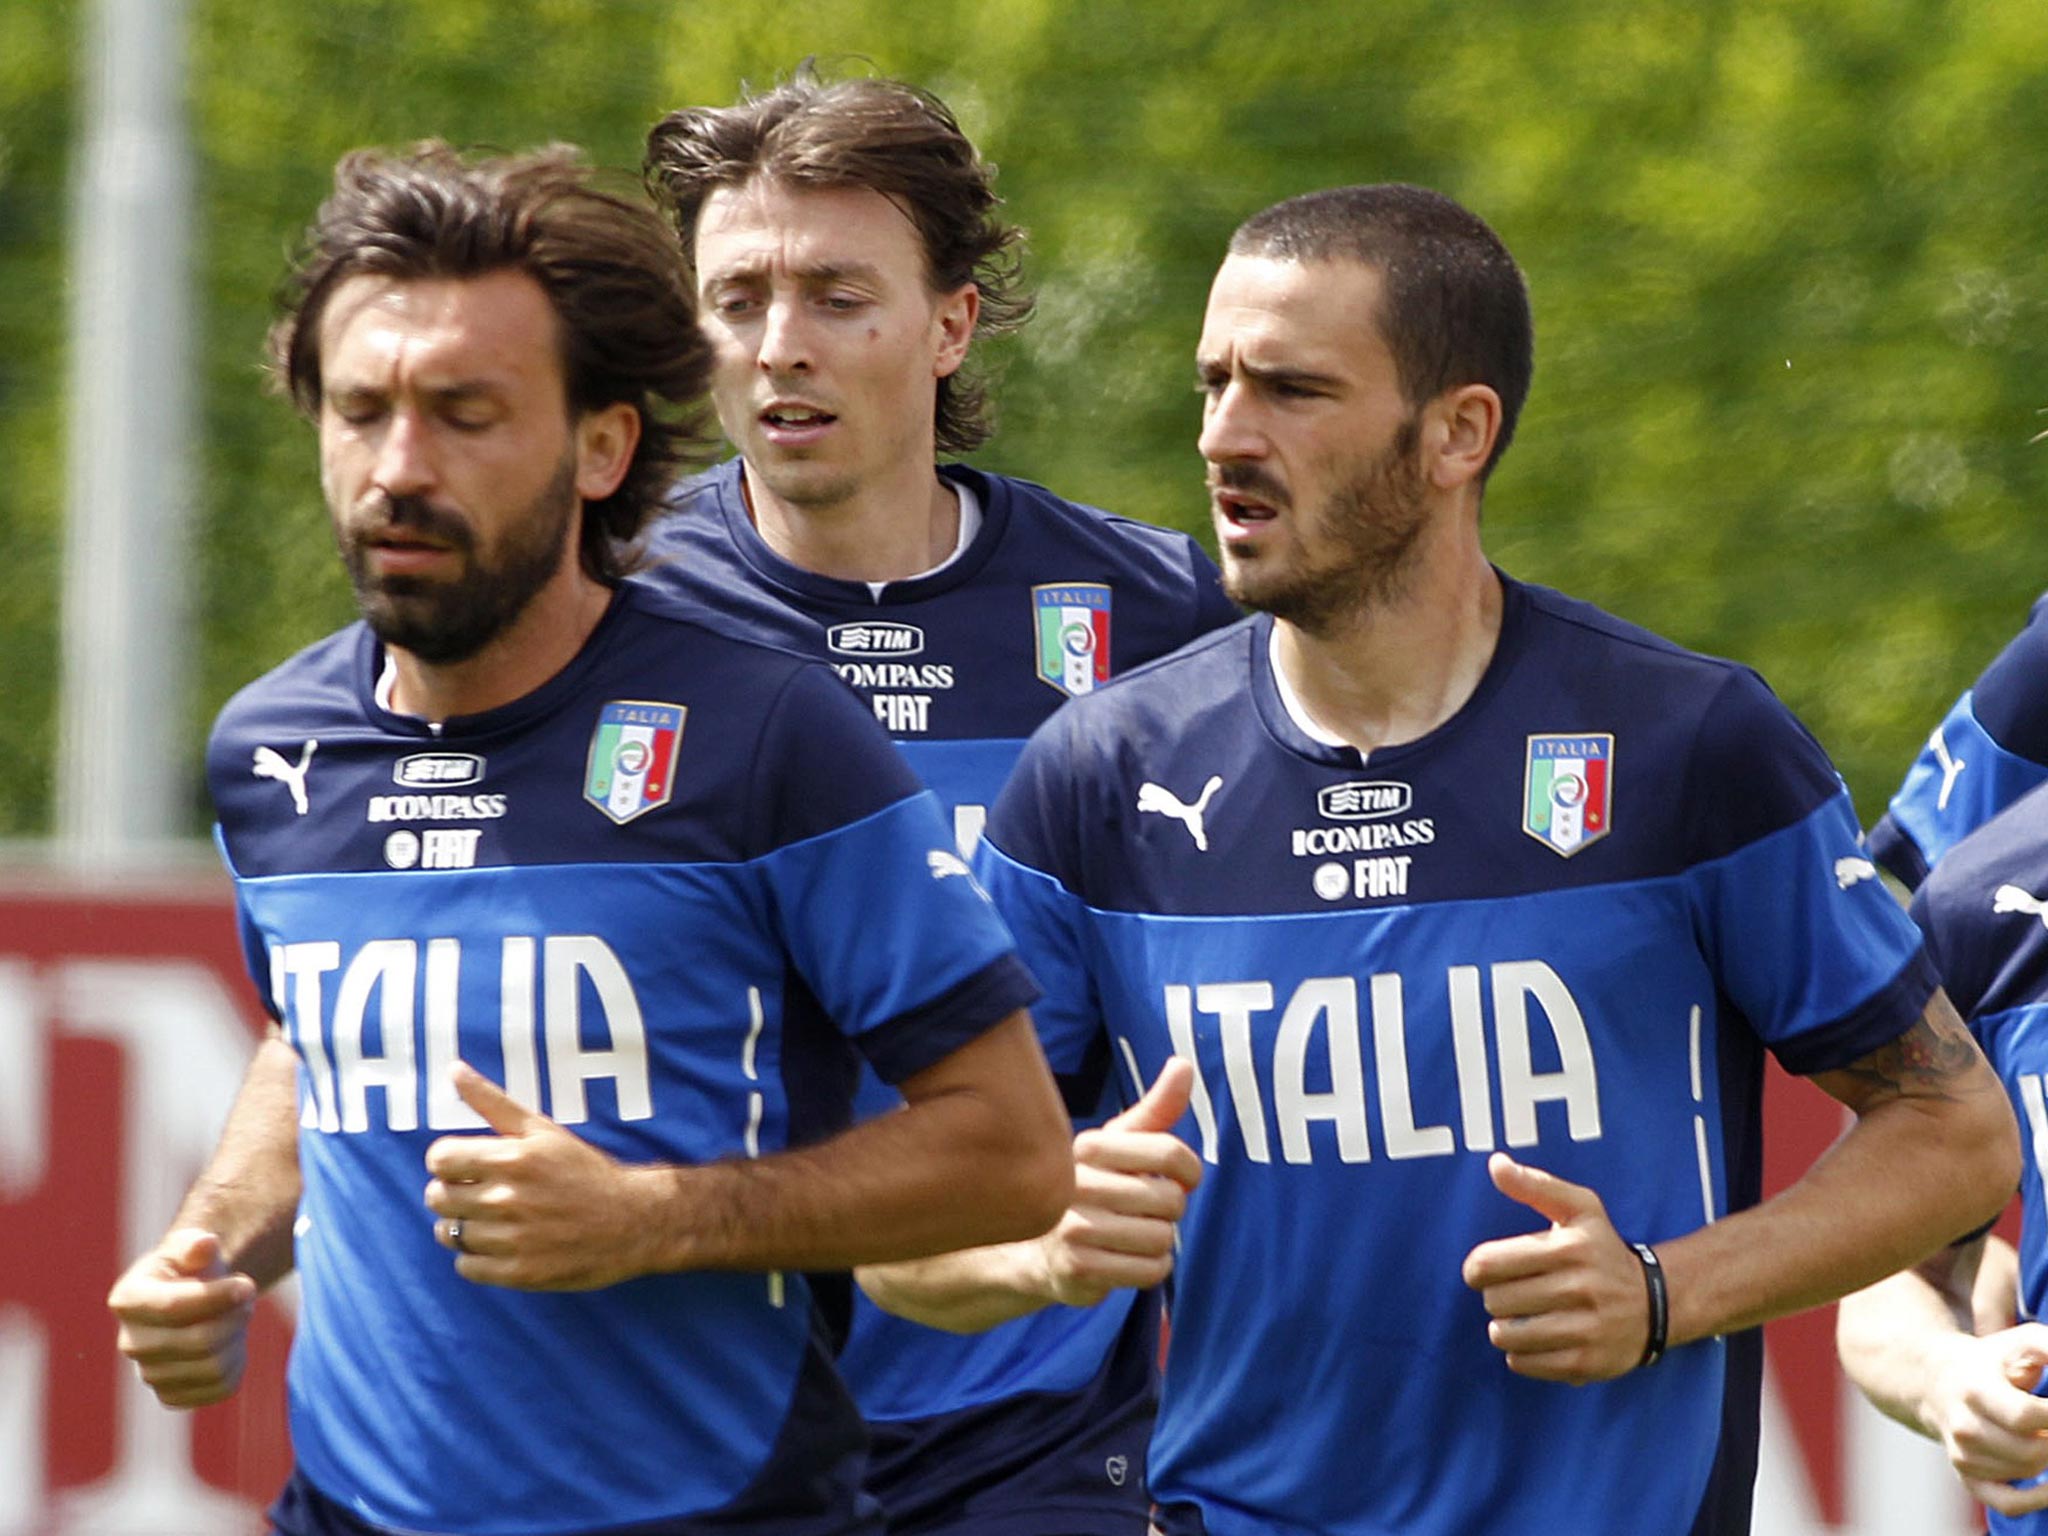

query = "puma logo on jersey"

[
  {"left": 1993, "top": 883, "right": 2048, "bottom": 929},
  {"left": 1930, "top": 726, "right": 1966, "bottom": 811},
  {"left": 1138, "top": 775, "right": 1224, "bottom": 851},
  {"left": 928, "top": 849, "right": 972, "bottom": 880},
  {"left": 1834, "top": 856, "right": 1878, "bottom": 890},
  {"left": 253, "top": 739, "right": 319, "bottom": 815}
]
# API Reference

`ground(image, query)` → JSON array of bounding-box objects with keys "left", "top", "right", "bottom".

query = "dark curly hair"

[
  {"left": 645, "top": 66, "right": 1031, "bottom": 456},
  {"left": 269, "top": 140, "right": 715, "bottom": 581}
]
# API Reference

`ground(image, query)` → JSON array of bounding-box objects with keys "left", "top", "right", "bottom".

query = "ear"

[
  {"left": 931, "top": 282, "right": 980, "bottom": 381},
  {"left": 573, "top": 401, "right": 642, "bottom": 502},
  {"left": 1423, "top": 383, "right": 1501, "bottom": 492}
]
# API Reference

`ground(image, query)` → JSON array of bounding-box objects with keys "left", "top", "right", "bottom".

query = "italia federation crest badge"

[
  {"left": 1522, "top": 734, "right": 1613, "bottom": 857},
  {"left": 584, "top": 701, "right": 685, "bottom": 825},
  {"left": 1033, "top": 583, "right": 1112, "bottom": 698}
]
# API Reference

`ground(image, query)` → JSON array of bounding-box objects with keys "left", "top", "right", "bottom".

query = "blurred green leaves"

[{"left": 4, "top": 0, "right": 2045, "bottom": 834}]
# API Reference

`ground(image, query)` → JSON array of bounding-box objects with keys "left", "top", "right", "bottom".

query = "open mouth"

[
  {"left": 761, "top": 404, "right": 837, "bottom": 431},
  {"left": 1213, "top": 490, "right": 1279, "bottom": 527}
]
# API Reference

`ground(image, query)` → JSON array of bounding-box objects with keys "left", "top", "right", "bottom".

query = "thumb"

[
  {"left": 162, "top": 1227, "right": 230, "bottom": 1280},
  {"left": 2004, "top": 1344, "right": 2048, "bottom": 1395},
  {"left": 1111, "top": 1056, "right": 1194, "bottom": 1135},
  {"left": 158, "top": 1228, "right": 257, "bottom": 1305},
  {"left": 452, "top": 1061, "right": 549, "bottom": 1136},
  {"left": 1488, "top": 1152, "right": 1604, "bottom": 1228}
]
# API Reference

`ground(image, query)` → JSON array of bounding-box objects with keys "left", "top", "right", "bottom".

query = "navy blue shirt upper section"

[
  {"left": 994, "top": 577, "right": 1852, "bottom": 917},
  {"left": 210, "top": 582, "right": 926, "bottom": 877},
  {"left": 633, "top": 460, "right": 1237, "bottom": 744}
]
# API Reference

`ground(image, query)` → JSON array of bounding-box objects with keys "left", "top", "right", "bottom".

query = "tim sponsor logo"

[
  {"left": 394, "top": 752, "right": 485, "bottom": 788},
  {"left": 1317, "top": 781, "right": 1412, "bottom": 820},
  {"left": 828, "top": 622, "right": 925, "bottom": 657}
]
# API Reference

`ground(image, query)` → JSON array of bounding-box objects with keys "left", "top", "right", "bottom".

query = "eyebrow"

[
  {"left": 1196, "top": 356, "right": 1346, "bottom": 392},
  {"left": 703, "top": 258, "right": 887, "bottom": 288},
  {"left": 325, "top": 379, "right": 505, "bottom": 407}
]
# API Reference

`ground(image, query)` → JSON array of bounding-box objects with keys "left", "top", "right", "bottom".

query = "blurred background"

[
  {"left": 3, "top": 0, "right": 2043, "bottom": 1531},
  {"left": 4, "top": 0, "right": 2048, "bottom": 844}
]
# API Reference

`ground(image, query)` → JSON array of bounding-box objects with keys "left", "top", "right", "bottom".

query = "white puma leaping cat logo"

[
  {"left": 1930, "top": 726, "right": 1967, "bottom": 812},
  {"left": 253, "top": 739, "right": 319, "bottom": 816},
  {"left": 1993, "top": 883, "right": 2048, "bottom": 931},
  {"left": 1137, "top": 775, "right": 1224, "bottom": 851}
]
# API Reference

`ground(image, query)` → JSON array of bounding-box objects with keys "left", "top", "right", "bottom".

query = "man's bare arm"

[
  {"left": 857, "top": 1059, "right": 1201, "bottom": 1333},
  {"left": 108, "top": 1027, "right": 302, "bottom": 1406},
  {"left": 423, "top": 1010, "right": 1075, "bottom": 1290},
  {"left": 1659, "top": 993, "right": 2015, "bottom": 1343},
  {"left": 1464, "top": 992, "right": 2018, "bottom": 1383},
  {"left": 1839, "top": 1234, "right": 2048, "bottom": 1516}
]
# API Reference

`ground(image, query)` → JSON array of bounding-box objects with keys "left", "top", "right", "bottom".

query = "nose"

[
  {"left": 755, "top": 296, "right": 811, "bottom": 377},
  {"left": 370, "top": 407, "right": 437, "bottom": 499},
  {"left": 1197, "top": 378, "right": 1263, "bottom": 466}
]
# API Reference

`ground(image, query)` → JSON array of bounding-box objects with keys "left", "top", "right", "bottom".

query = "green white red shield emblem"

[
  {"left": 1523, "top": 733, "right": 1613, "bottom": 857},
  {"left": 584, "top": 701, "right": 685, "bottom": 824},
  {"left": 1033, "top": 583, "right": 1112, "bottom": 697}
]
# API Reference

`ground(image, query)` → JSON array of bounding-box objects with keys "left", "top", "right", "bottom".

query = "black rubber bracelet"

[{"left": 1630, "top": 1241, "right": 1668, "bottom": 1368}]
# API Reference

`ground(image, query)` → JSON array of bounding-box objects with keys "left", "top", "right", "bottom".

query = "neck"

[
  {"left": 743, "top": 460, "right": 960, "bottom": 582},
  {"left": 385, "top": 569, "right": 614, "bottom": 723},
  {"left": 1271, "top": 515, "right": 1503, "bottom": 756}
]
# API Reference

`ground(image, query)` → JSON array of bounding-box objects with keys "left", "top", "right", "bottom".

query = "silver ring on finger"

[{"left": 446, "top": 1217, "right": 467, "bottom": 1254}]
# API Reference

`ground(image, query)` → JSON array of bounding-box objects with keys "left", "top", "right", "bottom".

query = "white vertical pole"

[{"left": 56, "top": 0, "right": 195, "bottom": 868}]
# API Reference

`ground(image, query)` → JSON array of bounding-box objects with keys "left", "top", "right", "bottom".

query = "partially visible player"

[
  {"left": 1868, "top": 593, "right": 2048, "bottom": 889},
  {"left": 1839, "top": 781, "right": 2048, "bottom": 1527},
  {"left": 636, "top": 70, "right": 1237, "bottom": 1536},
  {"left": 106, "top": 140, "right": 1073, "bottom": 1536},
  {"left": 863, "top": 183, "right": 2020, "bottom": 1535}
]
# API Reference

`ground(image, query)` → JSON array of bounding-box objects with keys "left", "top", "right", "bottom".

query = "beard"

[
  {"left": 337, "top": 452, "right": 580, "bottom": 665},
  {"left": 1216, "top": 415, "right": 1428, "bottom": 636}
]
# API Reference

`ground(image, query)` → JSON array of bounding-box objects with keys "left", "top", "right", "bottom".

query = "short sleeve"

[
  {"left": 1683, "top": 669, "right": 1937, "bottom": 1075},
  {"left": 979, "top": 711, "right": 1105, "bottom": 1098},
  {"left": 753, "top": 664, "right": 1039, "bottom": 1084}
]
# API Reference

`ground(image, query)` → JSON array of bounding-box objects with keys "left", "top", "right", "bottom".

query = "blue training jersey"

[
  {"left": 208, "top": 582, "right": 1037, "bottom": 1536},
  {"left": 635, "top": 459, "right": 1238, "bottom": 1534},
  {"left": 977, "top": 577, "right": 1936, "bottom": 1536},
  {"left": 1870, "top": 592, "right": 2048, "bottom": 890},
  {"left": 1910, "top": 782, "right": 2048, "bottom": 1534}
]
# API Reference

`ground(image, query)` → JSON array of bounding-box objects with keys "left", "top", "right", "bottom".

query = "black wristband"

[{"left": 1630, "top": 1241, "right": 1668, "bottom": 1368}]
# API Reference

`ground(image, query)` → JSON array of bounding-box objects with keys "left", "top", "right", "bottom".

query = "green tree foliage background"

[{"left": 3, "top": 0, "right": 2045, "bottom": 836}]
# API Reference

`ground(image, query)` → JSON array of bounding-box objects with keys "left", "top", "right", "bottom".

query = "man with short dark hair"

[
  {"left": 636, "top": 69, "right": 1238, "bottom": 1536},
  {"left": 864, "top": 183, "right": 2021, "bottom": 1535},
  {"left": 106, "top": 140, "right": 1073, "bottom": 1536}
]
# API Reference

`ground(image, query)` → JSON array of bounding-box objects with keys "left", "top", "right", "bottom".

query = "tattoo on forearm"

[{"left": 1831, "top": 1003, "right": 1984, "bottom": 1104}]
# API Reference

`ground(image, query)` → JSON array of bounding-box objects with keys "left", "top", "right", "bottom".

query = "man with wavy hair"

[
  {"left": 107, "top": 140, "right": 1072, "bottom": 1536},
  {"left": 638, "top": 67, "right": 1238, "bottom": 1536}
]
